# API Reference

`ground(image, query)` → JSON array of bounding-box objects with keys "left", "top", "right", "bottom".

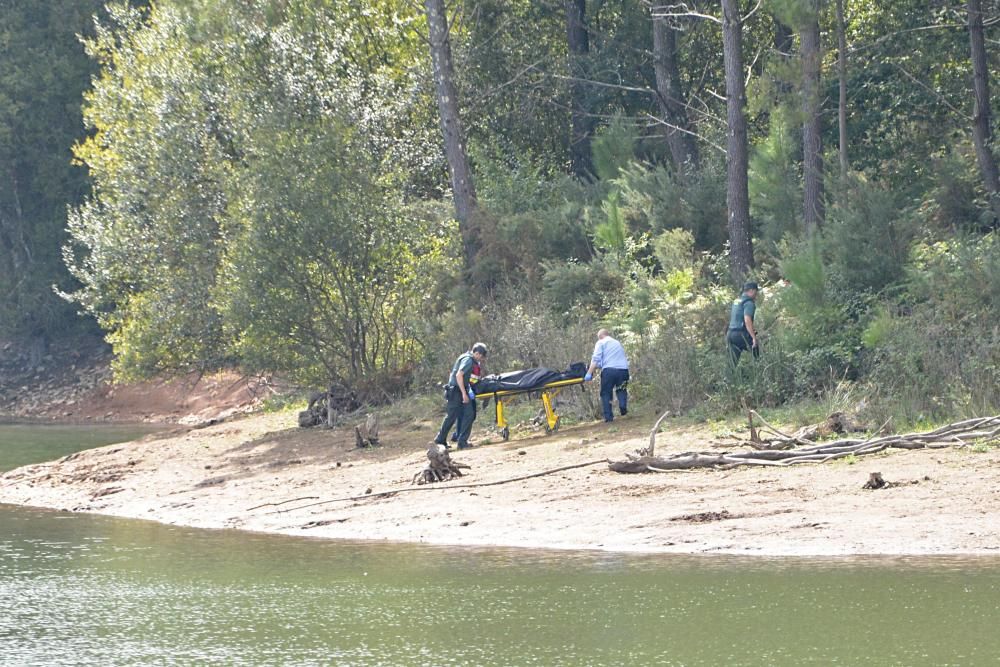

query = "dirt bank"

[
  {"left": 3, "top": 408, "right": 999, "bottom": 556},
  {"left": 1, "top": 337, "right": 264, "bottom": 424}
]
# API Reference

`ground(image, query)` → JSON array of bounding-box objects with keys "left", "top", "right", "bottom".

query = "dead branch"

[
  {"left": 255, "top": 458, "right": 607, "bottom": 514},
  {"left": 634, "top": 409, "right": 672, "bottom": 458},
  {"left": 610, "top": 415, "right": 1000, "bottom": 473}
]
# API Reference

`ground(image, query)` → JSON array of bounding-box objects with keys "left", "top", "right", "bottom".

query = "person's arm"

[
  {"left": 586, "top": 342, "right": 602, "bottom": 379},
  {"left": 743, "top": 313, "right": 758, "bottom": 346},
  {"left": 455, "top": 369, "right": 469, "bottom": 402}
]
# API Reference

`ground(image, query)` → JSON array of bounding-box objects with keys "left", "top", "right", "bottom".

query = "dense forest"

[{"left": 1, "top": 0, "right": 998, "bottom": 422}]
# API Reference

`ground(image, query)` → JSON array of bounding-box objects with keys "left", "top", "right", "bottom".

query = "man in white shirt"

[{"left": 584, "top": 329, "right": 630, "bottom": 422}]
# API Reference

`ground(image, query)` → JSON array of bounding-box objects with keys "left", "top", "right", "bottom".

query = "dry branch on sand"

[{"left": 609, "top": 413, "right": 1000, "bottom": 474}]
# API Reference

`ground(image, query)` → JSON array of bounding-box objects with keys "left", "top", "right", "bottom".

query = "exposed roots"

[{"left": 412, "top": 444, "right": 471, "bottom": 485}]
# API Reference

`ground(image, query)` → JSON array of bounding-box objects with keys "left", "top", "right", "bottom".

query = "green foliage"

[
  {"left": 592, "top": 192, "right": 628, "bottom": 260},
  {"left": 825, "top": 178, "right": 912, "bottom": 296},
  {"left": 614, "top": 159, "right": 729, "bottom": 251},
  {"left": 862, "top": 233, "right": 1000, "bottom": 421},
  {"left": 3, "top": 0, "right": 997, "bottom": 426},
  {"left": 541, "top": 259, "right": 624, "bottom": 315},
  {"left": 749, "top": 104, "right": 801, "bottom": 245},
  {"left": 591, "top": 115, "right": 638, "bottom": 181},
  {"left": 218, "top": 119, "right": 453, "bottom": 392},
  {"left": 0, "top": 0, "right": 109, "bottom": 347},
  {"left": 653, "top": 229, "right": 695, "bottom": 275},
  {"left": 65, "top": 0, "right": 448, "bottom": 395}
]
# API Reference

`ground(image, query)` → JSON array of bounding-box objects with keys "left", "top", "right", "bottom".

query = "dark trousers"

[
  {"left": 435, "top": 387, "right": 475, "bottom": 447},
  {"left": 727, "top": 330, "right": 758, "bottom": 365},
  {"left": 451, "top": 398, "right": 477, "bottom": 441},
  {"left": 599, "top": 367, "right": 629, "bottom": 422}
]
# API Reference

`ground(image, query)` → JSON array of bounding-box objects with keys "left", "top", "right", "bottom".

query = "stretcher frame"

[{"left": 477, "top": 377, "right": 585, "bottom": 440}]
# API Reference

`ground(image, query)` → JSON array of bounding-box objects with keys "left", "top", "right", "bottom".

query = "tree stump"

[
  {"left": 413, "top": 444, "right": 470, "bottom": 485},
  {"left": 297, "top": 384, "right": 358, "bottom": 428},
  {"left": 355, "top": 414, "right": 380, "bottom": 448},
  {"left": 862, "top": 472, "right": 889, "bottom": 489}
]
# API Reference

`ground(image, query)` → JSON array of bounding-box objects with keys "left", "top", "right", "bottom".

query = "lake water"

[
  {"left": 3, "top": 426, "right": 1000, "bottom": 665},
  {"left": 0, "top": 422, "right": 163, "bottom": 472}
]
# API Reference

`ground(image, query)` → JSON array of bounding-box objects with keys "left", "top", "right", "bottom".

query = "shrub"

[{"left": 862, "top": 233, "right": 1000, "bottom": 421}]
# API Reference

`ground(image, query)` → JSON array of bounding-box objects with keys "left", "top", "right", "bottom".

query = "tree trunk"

[
  {"left": 801, "top": 3, "right": 824, "bottom": 233},
  {"left": 835, "top": 0, "right": 849, "bottom": 179},
  {"left": 565, "top": 0, "right": 594, "bottom": 178},
  {"left": 652, "top": 13, "right": 699, "bottom": 175},
  {"left": 722, "top": 0, "right": 754, "bottom": 285},
  {"left": 424, "top": 0, "right": 479, "bottom": 266},
  {"left": 773, "top": 17, "right": 794, "bottom": 96},
  {"left": 967, "top": 0, "right": 1000, "bottom": 222}
]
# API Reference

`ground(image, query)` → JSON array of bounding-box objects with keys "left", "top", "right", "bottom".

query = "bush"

[{"left": 862, "top": 233, "right": 1000, "bottom": 421}]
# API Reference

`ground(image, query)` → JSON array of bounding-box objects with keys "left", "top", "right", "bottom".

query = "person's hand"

[
  {"left": 751, "top": 337, "right": 758, "bottom": 349},
  {"left": 584, "top": 372, "right": 593, "bottom": 382}
]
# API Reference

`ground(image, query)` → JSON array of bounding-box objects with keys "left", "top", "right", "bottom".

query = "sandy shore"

[{"left": 2, "top": 410, "right": 999, "bottom": 556}]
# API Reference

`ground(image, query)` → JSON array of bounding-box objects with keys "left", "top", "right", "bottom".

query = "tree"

[
  {"left": 800, "top": 0, "right": 824, "bottom": 232},
  {"left": 565, "top": 0, "right": 594, "bottom": 177},
  {"left": 425, "top": 0, "right": 480, "bottom": 268},
  {"left": 966, "top": 0, "right": 1000, "bottom": 222},
  {"left": 652, "top": 11, "right": 699, "bottom": 174},
  {"left": 0, "top": 0, "right": 109, "bottom": 355},
  {"left": 722, "top": 0, "right": 754, "bottom": 283},
  {"left": 835, "top": 0, "right": 849, "bottom": 178},
  {"left": 66, "top": 0, "right": 452, "bottom": 391}
]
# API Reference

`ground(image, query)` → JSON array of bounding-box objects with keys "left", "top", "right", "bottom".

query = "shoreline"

[{"left": 2, "top": 410, "right": 999, "bottom": 557}]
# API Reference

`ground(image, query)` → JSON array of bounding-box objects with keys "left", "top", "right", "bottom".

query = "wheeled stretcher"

[{"left": 474, "top": 364, "right": 587, "bottom": 440}]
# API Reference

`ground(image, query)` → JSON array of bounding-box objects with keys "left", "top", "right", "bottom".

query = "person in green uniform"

[
  {"left": 434, "top": 343, "right": 488, "bottom": 449},
  {"left": 727, "top": 282, "right": 760, "bottom": 365}
]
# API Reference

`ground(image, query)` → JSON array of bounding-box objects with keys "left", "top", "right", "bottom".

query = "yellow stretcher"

[{"left": 476, "top": 377, "right": 586, "bottom": 440}]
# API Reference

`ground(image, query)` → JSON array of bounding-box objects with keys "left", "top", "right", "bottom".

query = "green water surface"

[{"left": 0, "top": 422, "right": 163, "bottom": 471}]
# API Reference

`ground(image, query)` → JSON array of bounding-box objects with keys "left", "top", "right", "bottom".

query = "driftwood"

[
  {"left": 610, "top": 414, "right": 1000, "bottom": 473},
  {"left": 746, "top": 410, "right": 867, "bottom": 450},
  {"left": 412, "top": 444, "right": 471, "bottom": 485},
  {"left": 354, "top": 414, "right": 380, "bottom": 448}
]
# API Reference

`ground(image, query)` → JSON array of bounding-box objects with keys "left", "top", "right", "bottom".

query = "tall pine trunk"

[
  {"left": 967, "top": 0, "right": 1000, "bottom": 222},
  {"left": 835, "top": 0, "right": 849, "bottom": 179},
  {"left": 652, "top": 13, "right": 699, "bottom": 175},
  {"left": 425, "top": 0, "right": 479, "bottom": 266},
  {"left": 774, "top": 17, "right": 794, "bottom": 94},
  {"left": 722, "top": 0, "right": 754, "bottom": 284},
  {"left": 566, "top": 0, "right": 593, "bottom": 178},
  {"left": 801, "top": 3, "right": 824, "bottom": 233}
]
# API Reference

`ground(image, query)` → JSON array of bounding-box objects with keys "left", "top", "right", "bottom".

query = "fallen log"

[{"left": 610, "top": 414, "right": 1000, "bottom": 473}]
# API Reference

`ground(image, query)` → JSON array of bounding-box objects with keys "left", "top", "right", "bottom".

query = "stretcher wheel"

[
  {"left": 501, "top": 427, "right": 510, "bottom": 441},
  {"left": 544, "top": 416, "right": 560, "bottom": 433}
]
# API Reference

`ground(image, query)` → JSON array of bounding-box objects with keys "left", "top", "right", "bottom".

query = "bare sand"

[{"left": 3, "top": 408, "right": 999, "bottom": 556}]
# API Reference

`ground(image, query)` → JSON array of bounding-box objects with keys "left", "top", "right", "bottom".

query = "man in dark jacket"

[
  {"left": 727, "top": 282, "right": 760, "bottom": 365},
  {"left": 434, "top": 342, "right": 488, "bottom": 449},
  {"left": 451, "top": 355, "right": 482, "bottom": 443}
]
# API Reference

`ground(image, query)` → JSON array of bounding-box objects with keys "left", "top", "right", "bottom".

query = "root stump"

[{"left": 413, "top": 444, "right": 470, "bottom": 485}]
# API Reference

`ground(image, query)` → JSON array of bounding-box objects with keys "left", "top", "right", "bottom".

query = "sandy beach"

[{"left": 3, "top": 408, "right": 999, "bottom": 556}]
